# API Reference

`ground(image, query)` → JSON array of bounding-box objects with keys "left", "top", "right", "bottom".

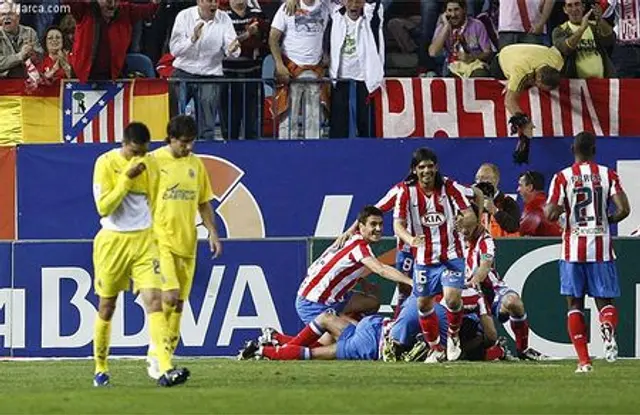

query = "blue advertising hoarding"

[
  {"left": 0, "top": 242, "right": 11, "bottom": 356},
  {"left": 16, "top": 138, "right": 640, "bottom": 240},
  {"left": 6, "top": 240, "right": 306, "bottom": 357}
]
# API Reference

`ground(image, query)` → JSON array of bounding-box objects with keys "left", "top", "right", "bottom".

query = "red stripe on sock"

[{"left": 567, "top": 311, "right": 591, "bottom": 365}]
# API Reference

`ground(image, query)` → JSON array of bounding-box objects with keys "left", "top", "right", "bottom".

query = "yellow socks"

[
  {"left": 148, "top": 311, "right": 173, "bottom": 373},
  {"left": 168, "top": 311, "right": 183, "bottom": 355},
  {"left": 93, "top": 316, "right": 112, "bottom": 374}
]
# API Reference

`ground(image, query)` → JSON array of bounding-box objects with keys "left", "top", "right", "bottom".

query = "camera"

[{"left": 474, "top": 181, "right": 496, "bottom": 199}]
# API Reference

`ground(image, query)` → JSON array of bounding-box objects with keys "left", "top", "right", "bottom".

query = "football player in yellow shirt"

[
  {"left": 92, "top": 122, "right": 190, "bottom": 387},
  {"left": 146, "top": 115, "right": 222, "bottom": 378}
]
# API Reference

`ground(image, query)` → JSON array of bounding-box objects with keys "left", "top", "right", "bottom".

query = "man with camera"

[
  {"left": 474, "top": 163, "right": 521, "bottom": 238},
  {"left": 552, "top": 0, "right": 615, "bottom": 79}
]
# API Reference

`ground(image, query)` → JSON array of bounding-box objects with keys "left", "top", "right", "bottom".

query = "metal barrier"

[{"left": 167, "top": 77, "right": 376, "bottom": 141}]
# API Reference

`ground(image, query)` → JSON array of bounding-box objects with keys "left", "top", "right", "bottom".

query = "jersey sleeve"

[
  {"left": 92, "top": 155, "right": 133, "bottom": 217},
  {"left": 608, "top": 169, "right": 624, "bottom": 198},
  {"left": 351, "top": 241, "right": 374, "bottom": 263},
  {"left": 546, "top": 172, "right": 566, "bottom": 206},
  {"left": 447, "top": 180, "right": 471, "bottom": 212},
  {"left": 197, "top": 158, "right": 215, "bottom": 205},
  {"left": 393, "top": 185, "right": 409, "bottom": 220},
  {"left": 478, "top": 236, "right": 495, "bottom": 262},
  {"left": 375, "top": 184, "right": 399, "bottom": 213}
]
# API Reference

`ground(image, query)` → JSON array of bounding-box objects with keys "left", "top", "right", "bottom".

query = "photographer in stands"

[{"left": 474, "top": 163, "right": 521, "bottom": 238}]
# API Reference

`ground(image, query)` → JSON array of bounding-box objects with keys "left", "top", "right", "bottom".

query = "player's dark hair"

[
  {"left": 166, "top": 115, "right": 197, "bottom": 143},
  {"left": 538, "top": 66, "right": 562, "bottom": 89},
  {"left": 519, "top": 170, "right": 545, "bottom": 192},
  {"left": 357, "top": 205, "right": 384, "bottom": 225},
  {"left": 123, "top": 122, "right": 151, "bottom": 145},
  {"left": 445, "top": 0, "right": 466, "bottom": 9},
  {"left": 574, "top": 131, "right": 596, "bottom": 159},
  {"left": 404, "top": 147, "right": 444, "bottom": 188}
]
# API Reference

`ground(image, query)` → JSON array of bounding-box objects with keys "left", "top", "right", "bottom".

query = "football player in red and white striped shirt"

[
  {"left": 296, "top": 206, "right": 413, "bottom": 325},
  {"left": 393, "top": 148, "right": 477, "bottom": 363},
  {"left": 461, "top": 203, "right": 546, "bottom": 361},
  {"left": 545, "top": 131, "right": 630, "bottom": 373},
  {"left": 334, "top": 182, "right": 415, "bottom": 318}
]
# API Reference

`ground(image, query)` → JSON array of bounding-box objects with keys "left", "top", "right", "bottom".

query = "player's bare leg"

[
  {"left": 595, "top": 297, "right": 618, "bottom": 362},
  {"left": 341, "top": 292, "right": 380, "bottom": 319},
  {"left": 140, "top": 288, "right": 190, "bottom": 386},
  {"left": 501, "top": 293, "right": 545, "bottom": 360},
  {"left": 566, "top": 296, "right": 592, "bottom": 373},
  {"left": 93, "top": 296, "right": 117, "bottom": 387},
  {"left": 443, "top": 286, "right": 463, "bottom": 361}
]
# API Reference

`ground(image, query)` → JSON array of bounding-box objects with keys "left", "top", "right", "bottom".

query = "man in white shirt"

[
  {"left": 170, "top": 0, "right": 240, "bottom": 140},
  {"left": 603, "top": 0, "right": 640, "bottom": 78},
  {"left": 498, "top": 0, "right": 554, "bottom": 49},
  {"left": 328, "top": 0, "right": 384, "bottom": 138},
  {"left": 269, "top": 0, "right": 330, "bottom": 139}
]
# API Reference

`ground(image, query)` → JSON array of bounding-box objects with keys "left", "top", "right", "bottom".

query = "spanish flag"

[{"left": 0, "top": 79, "right": 169, "bottom": 145}]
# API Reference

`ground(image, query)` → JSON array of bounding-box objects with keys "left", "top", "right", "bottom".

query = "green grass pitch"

[{"left": 1, "top": 358, "right": 639, "bottom": 414}]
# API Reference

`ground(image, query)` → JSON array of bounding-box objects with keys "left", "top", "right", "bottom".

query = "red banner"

[
  {"left": 0, "top": 146, "right": 15, "bottom": 239},
  {"left": 375, "top": 78, "right": 640, "bottom": 138}
]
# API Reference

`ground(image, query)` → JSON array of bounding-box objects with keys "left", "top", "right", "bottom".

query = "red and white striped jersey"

[
  {"left": 393, "top": 178, "right": 471, "bottom": 265},
  {"left": 375, "top": 182, "right": 413, "bottom": 253},
  {"left": 465, "top": 228, "right": 501, "bottom": 290},
  {"left": 298, "top": 234, "right": 374, "bottom": 305},
  {"left": 547, "top": 161, "right": 624, "bottom": 262},
  {"left": 462, "top": 288, "right": 490, "bottom": 316}
]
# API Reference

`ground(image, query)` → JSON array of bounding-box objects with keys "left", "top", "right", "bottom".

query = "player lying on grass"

[
  {"left": 382, "top": 292, "right": 511, "bottom": 362},
  {"left": 295, "top": 205, "right": 413, "bottom": 327}
]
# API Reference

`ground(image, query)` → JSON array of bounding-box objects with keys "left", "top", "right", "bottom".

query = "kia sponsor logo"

[{"left": 421, "top": 212, "right": 446, "bottom": 227}]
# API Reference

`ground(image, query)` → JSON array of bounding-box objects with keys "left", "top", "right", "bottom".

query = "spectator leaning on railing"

[
  {"left": 0, "top": 1, "right": 43, "bottom": 79},
  {"left": 62, "top": 0, "right": 161, "bottom": 82},
  {"left": 270, "top": 0, "right": 330, "bottom": 139},
  {"left": 498, "top": 43, "right": 563, "bottom": 158},
  {"left": 553, "top": 0, "right": 615, "bottom": 78},
  {"left": 328, "top": 0, "right": 384, "bottom": 138},
  {"left": 170, "top": 0, "right": 241, "bottom": 141},
  {"left": 428, "top": 0, "right": 492, "bottom": 78},
  {"left": 221, "top": 0, "right": 269, "bottom": 140}
]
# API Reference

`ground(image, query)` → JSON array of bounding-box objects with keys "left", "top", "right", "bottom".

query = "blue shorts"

[
  {"left": 336, "top": 315, "right": 384, "bottom": 360},
  {"left": 295, "top": 292, "right": 353, "bottom": 324},
  {"left": 389, "top": 294, "right": 447, "bottom": 348},
  {"left": 559, "top": 260, "right": 620, "bottom": 299},
  {"left": 412, "top": 258, "right": 465, "bottom": 297},
  {"left": 395, "top": 250, "right": 414, "bottom": 275}
]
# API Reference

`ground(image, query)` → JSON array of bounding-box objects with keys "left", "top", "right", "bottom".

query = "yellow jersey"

[
  {"left": 92, "top": 148, "right": 159, "bottom": 232},
  {"left": 152, "top": 146, "right": 214, "bottom": 258},
  {"left": 499, "top": 44, "right": 564, "bottom": 92}
]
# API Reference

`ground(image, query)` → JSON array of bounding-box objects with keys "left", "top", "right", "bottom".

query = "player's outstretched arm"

[
  {"left": 609, "top": 192, "right": 631, "bottom": 224},
  {"left": 332, "top": 220, "right": 358, "bottom": 248},
  {"left": 361, "top": 257, "right": 413, "bottom": 287},
  {"left": 394, "top": 218, "right": 422, "bottom": 247},
  {"left": 467, "top": 259, "right": 492, "bottom": 289}
]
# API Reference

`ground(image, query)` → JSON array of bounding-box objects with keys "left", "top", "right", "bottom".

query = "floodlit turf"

[{"left": 1, "top": 358, "right": 639, "bottom": 414}]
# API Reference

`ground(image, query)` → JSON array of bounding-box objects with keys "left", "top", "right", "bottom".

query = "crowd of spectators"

[{"left": 0, "top": 0, "right": 639, "bottom": 140}]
